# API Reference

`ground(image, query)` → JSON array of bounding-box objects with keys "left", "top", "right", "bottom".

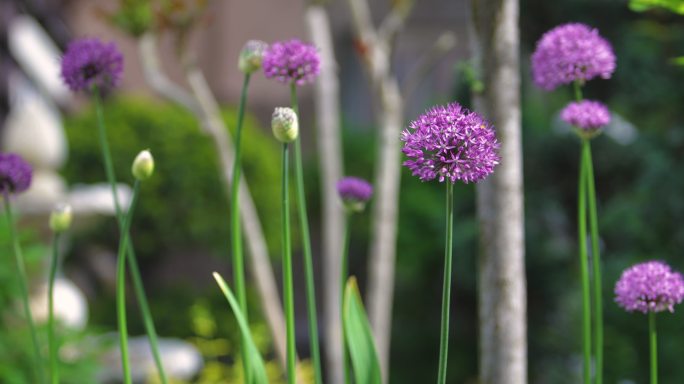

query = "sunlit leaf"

[
  {"left": 629, "top": 0, "right": 684, "bottom": 14},
  {"left": 212, "top": 272, "right": 268, "bottom": 384},
  {"left": 343, "top": 277, "right": 382, "bottom": 384}
]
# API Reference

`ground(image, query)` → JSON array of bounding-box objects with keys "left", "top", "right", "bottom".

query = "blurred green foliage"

[
  {"left": 0, "top": 219, "right": 99, "bottom": 383},
  {"left": 62, "top": 96, "right": 281, "bottom": 261}
]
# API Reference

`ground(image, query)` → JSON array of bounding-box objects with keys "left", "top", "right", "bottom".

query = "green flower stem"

[
  {"left": 577, "top": 143, "right": 592, "bottom": 384},
  {"left": 281, "top": 143, "right": 296, "bottom": 384},
  {"left": 290, "top": 84, "right": 323, "bottom": 384},
  {"left": 340, "top": 212, "right": 351, "bottom": 384},
  {"left": 48, "top": 232, "right": 61, "bottom": 384},
  {"left": 436, "top": 182, "right": 454, "bottom": 384},
  {"left": 93, "top": 88, "right": 168, "bottom": 384},
  {"left": 573, "top": 80, "right": 583, "bottom": 102},
  {"left": 230, "top": 73, "right": 252, "bottom": 382},
  {"left": 649, "top": 312, "right": 658, "bottom": 384},
  {"left": 116, "top": 180, "right": 141, "bottom": 384},
  {"left": 583, "top": 139, "right": 603, "bottom": 384},
  {"left": 2, "top": 193, "right": 45, "bottom": 384}
]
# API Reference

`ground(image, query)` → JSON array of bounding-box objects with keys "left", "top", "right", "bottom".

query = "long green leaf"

[
  {"left": 212, "top": 272, "right": 268, "bottom": 384},
  {"left": 343, "top": 277, "right": 382, "bottom": 384},
  {"left": 629, "top": 0, "right": 684, "bottom": 14}
]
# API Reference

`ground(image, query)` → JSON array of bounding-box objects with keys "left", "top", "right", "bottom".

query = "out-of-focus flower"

[
  {"left": 615, "top": 260, "right": 684, "bottom": 314},
  {"left": 49, "top": 203, "right": 73, "bottom": 233},
  {"left": 561, "top": 100, "right": 611, "bottom": 138},
  {"left": 531, "top": 23, "right": 616, "bottom": 91},
  {"left": 132, "top": 150, "right": 155, "bottom": 181},
  {"left": 401, "top": 102, "right": 500, "bottom": 184},
  {"left": 239, "top": 40, "right": 268, "bottom": 74},
  {"left": 263, "top": 39, "right": 320, "bottom": 86},
  {"left": 0, "top": 153, "right": 33, "bottom": 195},
  {"left": 61, "top": 38, "right": 124, "bottom": 93},
  {"left": 336, "top": 177, "right": 373, "bottom": 213},
  {"left": 272, "top": 107, "right": 299, "bottom": 143}
]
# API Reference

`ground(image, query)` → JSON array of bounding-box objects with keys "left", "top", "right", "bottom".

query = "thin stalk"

[
  {"left": 649, "top": 312, "right": 658, "bottom": 384},
  {"left": 230, "top": 73, "right": 252, "bottom": 382},
  {"left": 3, "top": 193, "right": 45, "bottom": 384},
  {"left": 281, "top": 143, "right": 296, "bottom": 384},
  {"left": 116, "top": 181, "right": 142, "bottom": 384},
  {"left": 340, "top": 212, "right": 351, "bottom": 384},
  {"left": 577, "top": 145, "right": 592, "bottom": 384},
  {"left": 436, "top": 182, "right": 454, "bottom": 384},
  {"left": 93, "top": 88, "right": 168, "bottom": 384},
  {"left": 573, "top": 80, "right": 583, "bottom": 102},
  {"left": 584, "top": 139, "right": 603, "bottom": 384},
  {"left": 48, "top": 233, "right": 61, "bottom": 384},
  {"left": 290, "top": 83, "right": 323, "bottom": 384}
]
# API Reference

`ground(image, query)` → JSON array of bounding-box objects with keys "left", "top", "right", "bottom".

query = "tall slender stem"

[
  {"left": 48, "top": 233, "right": 61, "bottom": 384},
  {"left": 649, "top": 312, "right": 658, "bottom": 384},
  {"left": 577, "top": 144, "right": 592, "bottom": 384},
  {"left": 230, "top": 73, "right": 252, "bottom": 382},
  {"left": 573, "top": 80, "right": 583, "bottom": 102},
  {"left": 3, "top": 193, "right": 45, "bottom": 384},
  {"left": 436, "top": 182, "right": 454, "bottom": 384},
  {"left": 340, "top": 213, "right": 352, "bottom": 384},
  {"left": 290, "top": 83, "right": 323, "bottom": 384},
  {"left": 584, "top": 139, "right": 603, "bottom": 384},
  {"left": 281, "top": 143, "right": 296, "bottom": 384},
  {"left": 93, "top": 89, "right": 168, "bottom": 384},
  {"left": 116, "top": 181, "right": 141, "bottom": 384}
]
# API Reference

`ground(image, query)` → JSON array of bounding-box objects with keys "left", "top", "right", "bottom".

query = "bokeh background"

[{"left": 2, "top": 0, "right": 684, "bottom": 383}]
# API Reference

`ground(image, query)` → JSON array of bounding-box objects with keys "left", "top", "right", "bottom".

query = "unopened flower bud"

[
  {"left": 49, "top": 203, "right": 72, "bottom": 233},
  {"left": 238, "top": 40, "right": 268, "bottom": 74},
  {"left": 132, "top": 150, "right": 154, "bottom": 181},
  {"left": 271, "top": 107, "right": 299, "bottom": 143}
]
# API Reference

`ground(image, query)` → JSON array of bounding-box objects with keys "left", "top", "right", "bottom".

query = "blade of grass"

[{"left": 213, "top": 272, "right": 268, "bottom": 384}]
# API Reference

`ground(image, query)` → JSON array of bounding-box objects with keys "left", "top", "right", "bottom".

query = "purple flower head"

[
  {"left": 0, "top": 153, "right": 33, "bottom": 195},
  {"left": 561, "top": 100, "right": 611, "bottom": 138},
  {"left": 614, "top": 260, "right": 684, "bottom": 314},
  {"left": 263, "top": 39, "right": 320, "bottom": 86},
  {"left": 61, "top": 38, "right": 124, "bottom": 93},
  {"left": 531, "top": 23, "right": 616, "bottom": 91},
  {"left": 337, "top": 177, "right": 373, "bottom": 212},
  {"left": 401, "top": 102, "right": 500, "bottom": 184}
]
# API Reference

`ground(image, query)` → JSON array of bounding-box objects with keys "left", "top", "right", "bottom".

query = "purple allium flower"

[
  {"left": 60, "top": 38, "right": 124, "bottom": 93},
  {"left": 337, "top": 177, "right": 373, "bottom": 212},
  {"left": 561, "top": 100, "right": 611, "bottom": 135},
  {"left": 531, "top": 23, "right": 616, "bottom": 91},
  {"left": 401, "top": 102, "right": 500, "bottom": 184},
  {"left": 614, "top": 260, "right": 684, "bottom": 314},
  {"left": 0, "top": 153, "right": 33, "bottom": 195},
  {"left": 263, "top": 39, "right": 320, "bottom": 86}
]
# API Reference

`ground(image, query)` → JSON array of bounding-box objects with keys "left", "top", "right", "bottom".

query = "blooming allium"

[
  {"left": 0, "top": 153, "right": 33, "bottom": 195},
  {"left": 337, "top": 177, "right": 373, "bottom": 212},
  {"left": 561, "top": 100, "right": 611, "bottom": 136},
  {"left": 531, "top": 23, "right": 616, "bottom": 91},
  {"left": 263, "top": 39, "right": 320, "bottom": 85},
  {"left": 60, "top": 38, "right": 124, "bottom": 93},
  {"left": 615, "top": 260, "right": 684, "bottom": 314},
  {"left": 401, "top": 102, "right": 500, "bottom": 184}
]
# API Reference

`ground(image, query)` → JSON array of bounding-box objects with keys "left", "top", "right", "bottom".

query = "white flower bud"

[
  {"left": 271, "top": 107, "right": 299, "bottom": 143},
  {"left": 49, "top": 203, "right": 72, "bottom": 233},
  {"left": 238, "top": 40, "right": 268, "bottom": 74},
  {"left": 132, "top": 150, "right": 154, "bottom": 181}
]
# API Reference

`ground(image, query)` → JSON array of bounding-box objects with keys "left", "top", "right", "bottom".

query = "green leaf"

[
  {"left": 629, "top": 0, "right": 684, "bottom": 14},
  {"left": 212, "top": 272, "right": 268, "bottom": 384},
  {"left": 670, "top": 56, "right": 684, "bottom": 66},
  {"left": 343, "top": 277, "right": 382, "bottom": 384}
]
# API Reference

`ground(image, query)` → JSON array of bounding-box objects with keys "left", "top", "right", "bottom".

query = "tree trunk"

[
  {"left": 304, "top": 6, "right": 346, "bottom": 384},
  {"left": 470, "top": 0, "right": 528, "bottom": 382}
]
